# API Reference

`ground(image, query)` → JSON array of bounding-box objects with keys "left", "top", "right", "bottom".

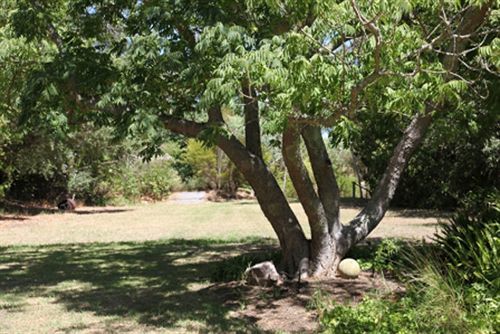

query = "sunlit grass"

[{"left": 0, "top": 200, "right": 439, "bottom": 245}]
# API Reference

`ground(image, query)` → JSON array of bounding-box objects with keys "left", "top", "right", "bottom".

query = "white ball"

[{"left": 338, "top": 258, "right": 361, "bottom": 278}]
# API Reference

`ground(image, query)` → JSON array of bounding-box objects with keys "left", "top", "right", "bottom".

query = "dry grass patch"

[{"left": 0, "top": 200, "right": 440, "bottom": 246}]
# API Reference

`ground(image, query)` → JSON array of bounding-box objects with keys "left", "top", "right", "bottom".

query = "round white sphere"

[{"left": 338, "top": 258, "right": 361, "bottom": 278}]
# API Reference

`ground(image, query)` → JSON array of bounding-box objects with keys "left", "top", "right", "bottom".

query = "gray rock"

[{"left": 245, "top": 261, "right": 282, "bottom": 287}]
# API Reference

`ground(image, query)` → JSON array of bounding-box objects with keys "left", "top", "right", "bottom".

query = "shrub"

[
  {"left": 434, "top": 192, "right": 499, "bottom": 288},
  {"left": 105, "top": 159, "right": 182, "bottom": 203},
  {"left": 372, "top": 238, "right": 406, "bottom": 275},
  {"left": 317, "top": 260, "right": 494, "bottom": 334},
  {"left": 317, "top": 228, "right": 498, "bottom": 334},
  {"left": 181, "top": 139, "right": 243, "bottom": 195},
  {"left": 137, "top": 159, "right": 182, "bottom": 200},
  {"left": 345, "top": 238, "right": 409, "bottom": 275}
]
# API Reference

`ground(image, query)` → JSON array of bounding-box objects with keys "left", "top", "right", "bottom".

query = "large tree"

[{"left": 6, "top": 0, "right": 498, "bottom": 277}]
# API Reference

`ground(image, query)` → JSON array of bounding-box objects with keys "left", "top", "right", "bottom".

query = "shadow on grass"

[
  {"left": 0, "top": 215, "right": 28, "bottom": 221},
  {"left": 390, "top": 209, "right": 451, "bottom": 219},
  {"left": 0, "top": 200, "right": 131, "bottom": 216},
  {"left": 0, "top": 238, "right": 278, "bottom": 333}
]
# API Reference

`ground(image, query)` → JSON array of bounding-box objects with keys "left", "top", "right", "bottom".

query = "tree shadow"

[
  {"left": 0, "top": 239, "right": 276, "bottom": 333},
  {"left": 0, "top": 215, "right": 27, "bottom": 221},
  {"left": 72, "top": 209, "right": 131, "bottom": 215},
  {"left": 390, "top": 208, "right": 451, "bottom": 219},
  {"left": 0, "top": 200, "right": 59, "bottom": 215},
  {"left": 0, "top": 200, "right": 131, "bottom": 216}
]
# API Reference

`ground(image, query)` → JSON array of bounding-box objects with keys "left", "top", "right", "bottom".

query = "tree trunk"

[
  {"left": 162, "top": 116, "right": 310, "bottom": 275},
  {"left": 282, "top": 123, "right": 351, "bottom": 277},
  {"left": 216, "top": 134, "right": 311, "bottom": 274}
]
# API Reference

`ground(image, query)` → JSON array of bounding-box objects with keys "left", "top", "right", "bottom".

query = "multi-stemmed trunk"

[{"left": 164, "top": 111, "right": 432, "bottom": 277}]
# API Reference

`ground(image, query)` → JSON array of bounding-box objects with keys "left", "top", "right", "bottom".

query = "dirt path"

[{"left": 168, "top": 191, "right": 207, "bottom": 204}]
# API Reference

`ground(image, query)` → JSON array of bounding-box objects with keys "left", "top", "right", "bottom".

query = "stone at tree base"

[
  {"left": 245, "top": 261, "right": 283, "bottom": 287},
  {"left": 337, "top": 258, "right": 361, "bottom": 279}
]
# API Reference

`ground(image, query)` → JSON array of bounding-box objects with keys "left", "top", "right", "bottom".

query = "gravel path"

[{"left": 168, "top": 191, "right": 207, "bottom": 204}]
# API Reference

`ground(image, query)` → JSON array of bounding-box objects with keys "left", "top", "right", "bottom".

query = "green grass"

[
  {"left": 0, "top": 238, "right": 276, "bottom": 333},
  {"left": 0, "top": 200, "right": 442, "bottom": 333}
]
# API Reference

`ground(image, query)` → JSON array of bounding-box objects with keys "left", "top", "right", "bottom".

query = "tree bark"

[
  {"left": 337, "top": 3, "right": 491, "bottom": 257},
  {"left": 302, "top": 126, "right": 341, "bottom": 234},
  {"left": 339, "top": 113, "right": 433, "bottom": 254},
  {"left": 282, "top": 123, "right": 336, "bottom": 276},
  {"left": 242, "top": 82, "right": 263, "bottom": 158}
]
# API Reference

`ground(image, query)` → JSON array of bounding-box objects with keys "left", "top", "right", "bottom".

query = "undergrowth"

[{"left": 316, "top": 195, "right": 499, "bottom": 334}]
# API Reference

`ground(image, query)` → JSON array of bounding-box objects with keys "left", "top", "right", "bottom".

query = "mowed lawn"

[
  {"left": 0, "top": 200, "right": 440, "bottom": 245},
  {"left": 0, "top": 200, "right": 442, "bottom": 333}
]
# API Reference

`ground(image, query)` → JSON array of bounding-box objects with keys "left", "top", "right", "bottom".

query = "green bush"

[
  {"left": 434, "top": 193, "right": 499, "bottom": 289},
  {"left": 345, "top": 238, "right": 409, "bottom": 274},
  {"left": 180, "top": 139, "right": 243, "bottom": 195},
  {"left": 106, "top": 159, "right": 182, "bottom": 204},
  {"left": 372, "top": 239, "right": 406, "bottom": 274},
  {"left": 317, "top": 221, "right": 499, "bottom": 334},
  {"left": 317, "top": 296, "right": 418, "bottom": 334},
  {"left": 137, "top": 160, "right": 182, "bottom": 200},
  {"left": 336, "top": 173, "right": 357, "bottom": 198}
]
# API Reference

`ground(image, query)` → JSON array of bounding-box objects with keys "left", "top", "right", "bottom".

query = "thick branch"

[
  {"left": 442, "top": 4, "right": 491, "bottom": 75},
  {"left": 163, "top": 114, "right": 309, "bottom": 272},
  {"left": 282, "top": 122, "right": 331, "bottom": 240},
  {"left": 242, "top": 81, "right": 262, "bottom": 158},
  {"left": 340, "top": 112, "right": 433, "bottom": 251},
  {"left": 283, "top": 122, "right": 334, "bottom": 274},
  {"left": 301, "top": 126, "right": 341, "bottom": 235},
  {"left": 339, "top": 3, "right": 492, "bottom": 253},
  {"left": 162, "top": 115, "right": 208, "bottom": 137}
]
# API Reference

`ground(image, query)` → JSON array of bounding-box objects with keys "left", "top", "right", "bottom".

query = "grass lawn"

[
  {"left": 0, "top": 200, "right": 440, "bottom": 245},
  {"left": 0, "top": 238, "right": 276, "bottom": 333},
  {"left": 0, "top": 200, "right": 441, "bottom": 333}
]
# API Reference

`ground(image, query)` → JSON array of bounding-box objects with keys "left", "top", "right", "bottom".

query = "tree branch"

[
  {"left": 347, "top": 0, "right": 385, "bottom": 116},
  {"left": 442, "top": 4, "right": 492, "bottom": 76},
  {"left": 339, "top": 1, "right": 492, "bottom": 253},
  {"left": 282, "top": 123, "right": 329, "bottom": 238},
  {"left": 301, "top": 126, "right": 341, "bottom": 235},
  {"left": 242, "top": 81, "right": 263, "bottom": 158},
  {"left": 340, "top": 112, "right": 433, "bottom": 251}
]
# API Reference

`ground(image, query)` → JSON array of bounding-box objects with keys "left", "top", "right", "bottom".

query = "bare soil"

[{"left": 223, "top": 273, "right": 404, "bottom": 333}]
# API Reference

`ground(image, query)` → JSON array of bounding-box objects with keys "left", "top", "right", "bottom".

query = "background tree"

[
  {"left": 6, "top": 0, "right": 498, "bottom": 277},
  {"left": 339, "top": 75, "right": 499, "bottom": 209}
]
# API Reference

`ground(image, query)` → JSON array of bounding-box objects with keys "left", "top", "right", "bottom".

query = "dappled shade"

[{"left": 0, "top": 239, "right": 276, "bottom": 332}]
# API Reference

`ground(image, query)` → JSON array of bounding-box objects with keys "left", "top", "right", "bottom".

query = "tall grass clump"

[{"left": 434, "top": 192, "right": 499, "bottom": 289}]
